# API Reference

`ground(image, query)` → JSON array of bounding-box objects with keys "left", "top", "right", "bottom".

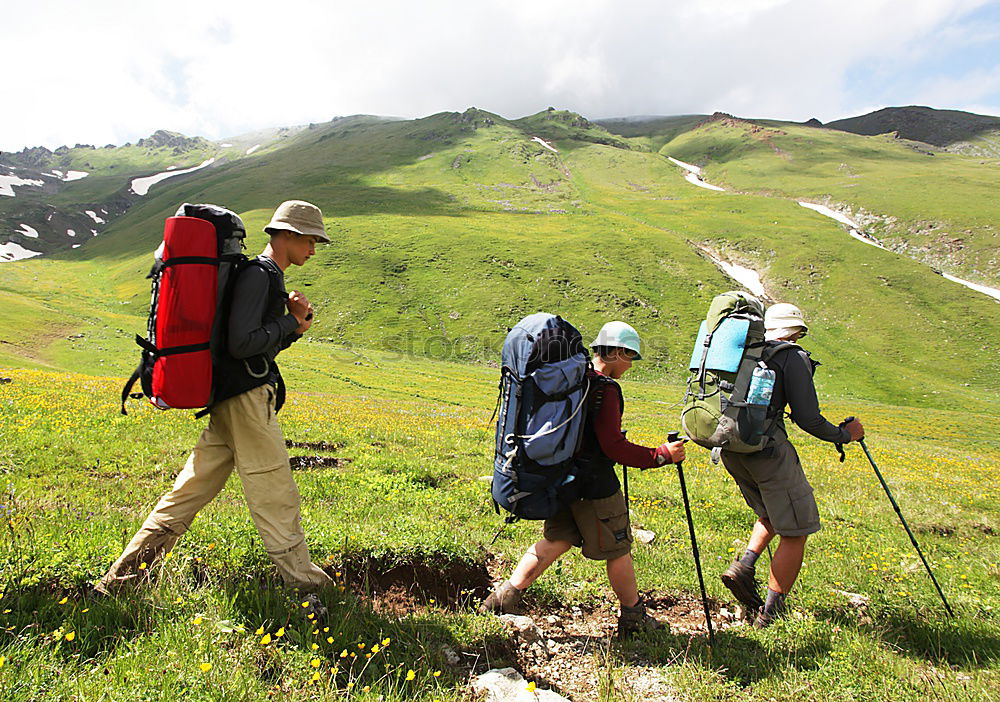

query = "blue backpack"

[{"left": 492, "top": 313, "right": 591, "bottom": 521}]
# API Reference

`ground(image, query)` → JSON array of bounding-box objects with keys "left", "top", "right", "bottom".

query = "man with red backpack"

[
  {"left": 482, "top": 321, "right": 686, "bottom": 637},
  {"left": 95, "top": 201, "right": 333, "bottom": 610}
]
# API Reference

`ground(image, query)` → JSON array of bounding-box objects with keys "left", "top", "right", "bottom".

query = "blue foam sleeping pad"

[{"left": 687, "top": 317, "right": 750, "bottom": 373}]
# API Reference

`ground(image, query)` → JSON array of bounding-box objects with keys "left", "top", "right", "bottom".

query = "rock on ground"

[{"left": 471, "top": 667, "right": 570, "bottom": 702}]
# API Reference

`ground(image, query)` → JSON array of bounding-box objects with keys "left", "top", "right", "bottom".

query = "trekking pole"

[
  {"left": 851, "top": 428, "right": 954, "bottom": 618},
  {"left": 669, "top": 431, "right": 716, "bottom": 648}
]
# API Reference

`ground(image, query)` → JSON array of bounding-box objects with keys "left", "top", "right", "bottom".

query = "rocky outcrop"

[{"left": 136, "top": 130, "right": 212, "bottom": 152}]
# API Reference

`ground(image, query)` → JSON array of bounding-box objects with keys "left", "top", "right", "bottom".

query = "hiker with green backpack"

[
  {"left": 681, "top": 295, "right": 863, "bottom": 627},
  {"left": 483, "top": 320, "right": 686, "bottom": 638}
]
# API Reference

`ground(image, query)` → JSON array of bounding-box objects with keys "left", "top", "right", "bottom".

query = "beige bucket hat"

[
  {"left": 264, "top": 200, "right": 330, "bottom": 243},
  {"left": 764, "top": 303, "right": 808, "bottom": 331}
]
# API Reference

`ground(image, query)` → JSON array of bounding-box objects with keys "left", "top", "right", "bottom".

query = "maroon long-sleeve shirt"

[{"left": 575, "top": 370, "right": 671, "bottom": 499}]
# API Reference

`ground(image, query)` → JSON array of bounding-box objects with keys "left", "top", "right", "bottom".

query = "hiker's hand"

[
  {"left": 656, "top": 440, "right": 686, "bottom": 465},
  {"left": 287, "top": 291, "right": 314, "bottom": 333},
  {"left": 843, "top": 418, "right": 864, "bottom": 442}
]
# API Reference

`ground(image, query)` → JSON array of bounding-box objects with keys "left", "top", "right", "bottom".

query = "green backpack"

[{"left": 681, "top": 292, "right": 795, "bottom": 454}]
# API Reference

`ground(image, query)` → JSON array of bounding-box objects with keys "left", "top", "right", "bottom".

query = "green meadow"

[{"left": 0, "top": 108, "right": 998, "bottom": 700}]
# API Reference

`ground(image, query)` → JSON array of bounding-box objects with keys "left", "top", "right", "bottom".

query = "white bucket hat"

[
  {"left": 764, "top": 303, "right": 808, "bottom": 332},
  {"left": 264, "top": 200, "right": 330, "bottom": 243},
  {"left": 590, "top": 321, "right": 643, "bottom": 359}
]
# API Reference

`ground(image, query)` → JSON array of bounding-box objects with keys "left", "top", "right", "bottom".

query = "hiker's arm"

[
  {"left": 784, "top": 350, "right": 852, "bottom": 443},
  {"left": 593, "top": 388, "right": 674, "bottom": 468},
  {"left": 227, "top": 266, "right": 299, "bottom": 359}
]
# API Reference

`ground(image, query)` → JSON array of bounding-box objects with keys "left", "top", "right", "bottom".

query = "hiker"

[
  {"left": 94, "top": 200, "right": 334, "bottom": 610},
  {"left": 719, "top": 302, "right": 864, "bottom": 627},
  {"left": 482, "top": 321, "right": 686, "bottom": 637}
]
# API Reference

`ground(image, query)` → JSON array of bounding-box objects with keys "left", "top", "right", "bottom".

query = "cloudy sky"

[{"left": 4, "top": 0, "right": 999, "bottom": 152}]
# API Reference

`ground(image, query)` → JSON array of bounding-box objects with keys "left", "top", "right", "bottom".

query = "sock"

[
  {"left": 764, "top": 588, "right": 787, "bottom": 616},
  {"left": 739, "top": 548, "right": 761, "bottom": 569}
]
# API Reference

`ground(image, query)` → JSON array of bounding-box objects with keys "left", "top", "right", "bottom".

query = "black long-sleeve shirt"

[
  {"left": 767, "top": 344, "right": 851, "bottom": 444},
  {"left": 227, "top": 258, "right": 300, "bottom": 361}
]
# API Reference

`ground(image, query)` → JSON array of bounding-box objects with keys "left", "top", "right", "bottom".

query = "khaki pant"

[
  {"left": 543, "top": 490, "right": 633, "bottom": 561},
  {"left": 721, "top": 439, "right": 821, "bottom": 537},
  {"left": 98, "top": 385, "right": 333, "bottom": 593}
]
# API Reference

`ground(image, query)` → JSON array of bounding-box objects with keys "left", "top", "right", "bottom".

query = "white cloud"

[{"left": 1, "top": 0, "right": 996, "bottom": 151}]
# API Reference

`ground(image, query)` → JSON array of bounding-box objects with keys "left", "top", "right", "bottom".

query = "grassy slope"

[
  {"left": 1, "top": 111, "right": 998, "bottom": 411},
  {"left": 0, "top": 110, "right": 998, "bottom": 700},
  {"left": 0, "top": 354, "right": 996, "bottom": 700},
  {"left": 658, "top": 118, "right": 1000, "bottom": 284}
]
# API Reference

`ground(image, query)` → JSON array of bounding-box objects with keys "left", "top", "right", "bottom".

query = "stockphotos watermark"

[{"left": 310, "top": 330, "right": 683, "bottom": 366}]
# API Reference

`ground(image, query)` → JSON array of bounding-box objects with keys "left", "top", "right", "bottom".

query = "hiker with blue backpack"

[
  {"left": 97, "top": 201, "right": 334, "bottom": 613},
  {"left": 484, "top": 316, "right": 686, "bottom": 638},
  {"left": 681, "top": 295, "right": 863, "bottom": 628}
]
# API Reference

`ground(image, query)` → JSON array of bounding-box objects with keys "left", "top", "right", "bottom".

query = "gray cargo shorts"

[{"left": 721, "top": 439, "right": 821, "bottom": 537}]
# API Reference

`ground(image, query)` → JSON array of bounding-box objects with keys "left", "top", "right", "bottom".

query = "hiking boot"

[
  {"left": 299, "top": 593, "right": 328, "bottom": 624},
  {"left": 479, "top": 580, "right": 523, "bottom": 614},
  {"left": 617, "top": 602, "right": 666, "bottom": 639},
  {"left": 720, "top": 561, "right": 764, "bottom": 613},
  {"left": 753, "top": 610, "right": 779, "bottom": 629}
]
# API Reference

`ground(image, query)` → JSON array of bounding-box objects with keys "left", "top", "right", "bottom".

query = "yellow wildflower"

[
  {"left": 406, "top": 669, "right": 416, "bottom": 681},
  {"left": 138, "top": 562, "right": 147, "bottom": 570},
  {"left": 382, "top": 637, "right": 390, "bottom": 646},
  {"left": 311, "top": 643, "right": 319, "bottom": 650},
  {"left": 58, "top": 597, "right": 68, "bottom": 605},
  {"left": 200, "top": 663, "right": 212, "bottom": 672},
  {"left": 275, "top": 627, "right": 285, "bottom": 638},
  {"left": 193, "top": 617, "right": 203, "bottom": 625},
  {"left": 65, "top": 632, "right": 75, "bottom": 642},
  {"left": 310, "top": 658, "right": 321, "bottom": 668},
  {"left": 255, "top": 626, "right": 265, "bottom": 636},
  {"left": 434, "top": 670, "right": 441, "bottom": 677},
  {"left": 340, "top": 649, "right": 348, "bottom": 658},
  {"left": 261, "top": 633, "right": 272, "bottom": 645},
  {"left": 526, "top": 681, "right": 536, "bottom": 692}
]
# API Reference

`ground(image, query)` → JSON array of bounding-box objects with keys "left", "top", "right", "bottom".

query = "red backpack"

[{"left": 121, "top": 204, "right": 247, "bottom": 414}]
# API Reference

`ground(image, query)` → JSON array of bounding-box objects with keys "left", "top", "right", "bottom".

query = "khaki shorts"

[
  {"left": 721, "top": 440, "right": 821, "bottom": 537},
  {"left": 543, "top": 490, "right": 633, "bottom": 561}
]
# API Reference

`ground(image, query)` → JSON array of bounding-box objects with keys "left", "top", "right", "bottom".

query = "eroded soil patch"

[
  {"left": 289, "top": 455, "right": 351, "bottom": 470},
  {"left": 333, "top": 552, "right": 493, "bottom": 615}
]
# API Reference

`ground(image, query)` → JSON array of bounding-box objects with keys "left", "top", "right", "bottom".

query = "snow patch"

[
  {"left": 245, "top": 144, "right": 261, "bottom": 155},
  {"left": 698, "top": 245, "right": 766, "bottom": 297},
  {"left": 0, "top": 174, "right": 44, "bottom": 197},
  {"left": 130, "top": 158, "right": 215, "bottom": 196},
  {"left": 532, "top": 136, "right": 558, "bottom": 153},
  {"left": 798, "top": 202, "right": 885, "bottom": 249},
  {"left": 43, "top": 169, "right": 88, "bottom": 181},
  {"left": 684, "top": 172, "right": 725, "bottom": 191},
  {"left": 16, "top": 223, "right": 39, "bottom": 238},
  {"left": 67, "top": 229, "right": 76, "bottom": 237},
  {"left": 84, "top": 210, "right": 105, "bottom": 224},
  {"left": 667, "top": 156, "right": 702, "bottom": 175},
  {"left": 220, "top": 143, "right": 233, "bottom": 147},
  {"left": 798, "top": 201, "right": 859, "bottom": 228},
  {"left": 0, "top": 241, "right": 42, "bottom": 262},
  {"left": 941, "top": 272, "right": 1000, "bottom": 302},
  {"left": 72, "top": 244, "right": 81, "bottom": 249}
]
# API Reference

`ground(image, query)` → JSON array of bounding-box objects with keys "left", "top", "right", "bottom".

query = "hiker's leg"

[
  {"left": 747, "top": 518, "right": 776, "bottom": 555},
  {"left": 97, "top": 421, "right": 234, "bottom": 592},
  {"left": 231, "top": 386, "right": 333, "bottom": 591},
  {"left": 509, "top": 539, "right": 573, "bottom": 589},
  {"left": 606, "top": 553, "right": 639, "bottom": 607},
  {"left": 768, "top": 534, "right": 807, "bottom": 593}
]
